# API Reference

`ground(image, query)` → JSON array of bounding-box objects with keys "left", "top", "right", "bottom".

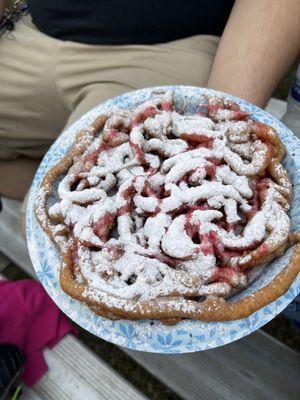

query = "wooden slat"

[
  {"left": 21, "top": 388, "right": 43, "bottom": 400},
  {"left": 265, "top": 98, "right": 286, "bottom": 120},
  {"left": 0, "top": 252, "right": 10, "bottom": 272},
  {"left": 29, "top": 336, "right": 147, "bottom": 400},
  {"left": 124, "top": 332, "right": 300, "bottom": 400},
  {"left": 19, "top": 335, "right": 147, "bottom": 400},
  {"left": 0, "top": 198, "right": 35, "bottom": 277}
]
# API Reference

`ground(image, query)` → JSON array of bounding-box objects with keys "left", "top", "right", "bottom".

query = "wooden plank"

[
  {"left": 265, "top": 98, "right": 286, "bottom": 120},
  {"left": 20, "top": 336, "right": 147, "bottom": 400},
  {"left": 123, "top": 332, "right": 300, "bottom": 400},
  {"left": 244, "top": 328, "right": 300, "bottom": 369},
  {"left": 0, "top": 252, "right": 10, "bottom": 272},
  {"left": 0, "top": 198, "right": 35, "bottom": 277},
  {"left": 29, "top": 336, "right": 147, "bottom": 400},
  {"left": 21, "top": 388, "right": 43, "bottom": 400}
]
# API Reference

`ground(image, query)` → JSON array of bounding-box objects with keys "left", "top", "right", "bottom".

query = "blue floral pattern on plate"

[{"left": 26, "top": 86, "right": 300, "bottom": 353}]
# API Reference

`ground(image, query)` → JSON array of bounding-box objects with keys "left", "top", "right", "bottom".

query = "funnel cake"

[{"left": 35, "top": 90, "right": 300, "bottom": 323}]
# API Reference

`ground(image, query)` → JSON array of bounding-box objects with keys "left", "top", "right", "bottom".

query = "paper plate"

[{"left": 26, "top": 86, "right": 300, "bottom": 353}]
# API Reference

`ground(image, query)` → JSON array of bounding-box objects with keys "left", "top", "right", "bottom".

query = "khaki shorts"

[{"left": 0, "top": 15, "right": 219, "bottom": 160}]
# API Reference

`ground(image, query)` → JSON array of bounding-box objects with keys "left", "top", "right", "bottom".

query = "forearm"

[{"left": 207, "top": 0, "right": 300, "bottom": 108}]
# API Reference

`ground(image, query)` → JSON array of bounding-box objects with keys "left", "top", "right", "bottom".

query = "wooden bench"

[{"left": 1, "top": 98, "right": 300, "bottom": 400}]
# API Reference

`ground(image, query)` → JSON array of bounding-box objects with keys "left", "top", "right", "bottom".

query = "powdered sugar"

[{"left": 44, "top": 89, "right": 292, "bottom": 308}]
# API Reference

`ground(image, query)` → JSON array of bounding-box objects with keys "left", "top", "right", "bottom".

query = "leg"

[
  {"left": 58, "top": 34, "right": 220, "bottom": 128},
  {"left": 65, "top": 83, "right": 135, "bottom": 128},
  {"left": 0, "top": 157, "right": 41, "bottom": 200},
  {"left": 0, "top": 15, "right": 69, "bottom": 200}
]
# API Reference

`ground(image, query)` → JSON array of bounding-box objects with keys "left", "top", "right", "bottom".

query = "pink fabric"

[{"left": 0, "top": 279, "right": 77, "bottom": 386}]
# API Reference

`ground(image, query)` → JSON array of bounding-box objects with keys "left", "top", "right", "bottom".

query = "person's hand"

[{"left": 207, "top": 0, "right": 300, "bottom": 108}]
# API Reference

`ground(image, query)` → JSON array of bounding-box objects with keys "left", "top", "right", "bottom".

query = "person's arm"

[{"left": 207, "top": 0, "right": 300, "bottom": 108}]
